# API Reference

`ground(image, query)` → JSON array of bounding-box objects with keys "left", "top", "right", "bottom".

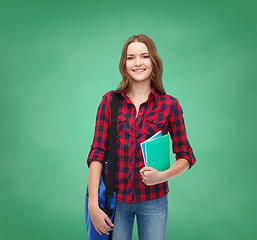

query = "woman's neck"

[{"left": 126, "top": 80, "right": 152, "bottom": 100}]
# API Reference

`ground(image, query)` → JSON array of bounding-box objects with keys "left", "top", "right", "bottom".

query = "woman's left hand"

[{"left": 140, "top": 167, "right": 165, "bottom": 186}]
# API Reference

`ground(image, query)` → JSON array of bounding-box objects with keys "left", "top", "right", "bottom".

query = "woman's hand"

[
  {"left": 88, "top": 204, "right": 114, "bottom": 235},
  {"left": 140, "top": 167, "right": 165, "bottom": 186}
]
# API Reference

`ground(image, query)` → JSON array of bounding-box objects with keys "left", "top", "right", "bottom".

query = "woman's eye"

[
  {"left": 143, "top": 56, "right": 149, "bottom": 58},
  {"left": 127, "top": 57, "right": 133, "bottom": 60}
]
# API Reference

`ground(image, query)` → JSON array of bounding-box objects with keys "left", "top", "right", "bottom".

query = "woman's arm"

[
  {"left": 168, "top": 98, "right": 196, "bottom": 168},
  {"left": 88, "top": 161, "right": 103, "bottom": 208},
  {"left": 88, "top": 161, "right": 114, "bottom": 235},
  {"left": 140, "top": 158, "right": 190, "bottom": 186},
  {"left": 162, "top": 158, "right": 190, "bottom": 180},
  {"left": 87, "top": 93, "right": 114, "bottom": 235}
]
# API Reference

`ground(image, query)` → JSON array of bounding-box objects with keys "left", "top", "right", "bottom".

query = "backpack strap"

[{"left": 102, "top": 91, "right": 120, "bottom": 215}]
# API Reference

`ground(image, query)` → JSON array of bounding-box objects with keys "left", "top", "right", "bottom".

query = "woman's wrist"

[
  {"left": 88, "top": 191, "right": 100, "bottom": 209},
  {"left": 160, "top": 169, "right": 172, "bottom": 182},
  {"left": 161, "top": 159, "right": 190, "bottom": 182},
  {"left": 88, "top": 198, "right": 99, "bottom": 209}
]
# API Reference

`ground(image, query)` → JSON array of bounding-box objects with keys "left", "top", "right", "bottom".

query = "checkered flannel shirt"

[{"left": 87, "top": 87, "right": 196, "bottom": 203}]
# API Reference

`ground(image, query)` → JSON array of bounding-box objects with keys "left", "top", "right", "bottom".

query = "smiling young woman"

[
  {"left": 87, "top": 34, "right": 196, "bottom": 240},
  {"left": 125, "top": 42, "right": 153, "bottom": 83}
]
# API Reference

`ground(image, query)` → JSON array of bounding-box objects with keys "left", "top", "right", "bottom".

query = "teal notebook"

[
  {"left": 145, "top": 133, "right": 171, "bottom": 171},
  {"left": 140, "top": 130, "right": 162, "bottom": 165}
]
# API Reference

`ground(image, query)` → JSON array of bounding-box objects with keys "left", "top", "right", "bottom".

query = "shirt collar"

[
  {"left": 149, "top": 86, "right": 158, "bottom": 101},
  {"left": 120, "top": 90, "right": 130, "bottom": 103}
]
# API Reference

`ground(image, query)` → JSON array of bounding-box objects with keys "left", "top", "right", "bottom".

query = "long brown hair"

[{"left": 114, "top": 34, "right": 166, "bottom": 95}]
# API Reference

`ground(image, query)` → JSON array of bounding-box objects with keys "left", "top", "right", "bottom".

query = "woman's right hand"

[{"left": 88, "top": 204, "right": 114, "bottom": 235}]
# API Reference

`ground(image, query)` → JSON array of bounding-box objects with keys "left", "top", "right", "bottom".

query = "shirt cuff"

[
  {"left": 87, "top": 147, "right": 107, "bottom": 167},
  {"left": 176, "top": 151, "right": 196, "bottom": 170}
]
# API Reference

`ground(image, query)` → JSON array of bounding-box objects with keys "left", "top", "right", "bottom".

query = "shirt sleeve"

[
  {"left": 87, "top": 93, "right": 110, "bottom": 167},
  {"left": 168, "top": 98, "right": 196, "bottom": 169}
]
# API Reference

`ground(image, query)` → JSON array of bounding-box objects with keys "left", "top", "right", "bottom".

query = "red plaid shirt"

[{"left": 87, "top": 87, "right": 196, "bottom": 203}]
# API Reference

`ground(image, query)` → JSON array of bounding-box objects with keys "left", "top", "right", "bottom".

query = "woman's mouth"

[{"left": 133, "top": 69, "right": 146, "bottom": 72}]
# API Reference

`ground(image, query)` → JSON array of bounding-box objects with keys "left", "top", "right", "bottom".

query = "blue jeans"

[{"left": 111, "top": 195, "right": 168, "bottom": 240}]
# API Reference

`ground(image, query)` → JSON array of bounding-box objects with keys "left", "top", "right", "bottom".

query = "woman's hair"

[{"left": 115, "top": 34, "right": 166, "bottom": 95}]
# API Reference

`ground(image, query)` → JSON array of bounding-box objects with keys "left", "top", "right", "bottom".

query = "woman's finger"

[
  {"left": 99, "top": 225, "right": 110, "bottom": 235},
  {"left": 95, "top": 227, "right": 102, "bottom": 235},
  {"left": 141, "top": 173, "right": 146, "bottom": 180},
  {"left": 105, "top": 216, "right": 114, "bottom": 228},
  {"left": 100, "top": 219, "right": 112, "bottom": 233}
]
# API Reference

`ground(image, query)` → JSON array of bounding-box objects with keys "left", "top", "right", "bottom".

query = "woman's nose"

[{"left": 135, "top": 57, "right": 142, "bottom": 66}]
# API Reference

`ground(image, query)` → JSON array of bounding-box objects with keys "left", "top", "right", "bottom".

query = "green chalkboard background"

[{"left": 1, "top": 0, "right": 256, "bottom": 239}]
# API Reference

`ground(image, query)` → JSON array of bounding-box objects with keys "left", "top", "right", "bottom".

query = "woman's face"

[{"left": 126, "top": 41, "right": 153, "bottom": 83}]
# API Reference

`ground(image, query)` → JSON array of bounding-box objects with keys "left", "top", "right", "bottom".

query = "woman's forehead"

[{"left": 127, "top": 42, "right": 148, "bottom": 55}]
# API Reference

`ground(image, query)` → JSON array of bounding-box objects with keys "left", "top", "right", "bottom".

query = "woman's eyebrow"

[{"left": 127, "top": 52, "right": 149, "bottom": 56}]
